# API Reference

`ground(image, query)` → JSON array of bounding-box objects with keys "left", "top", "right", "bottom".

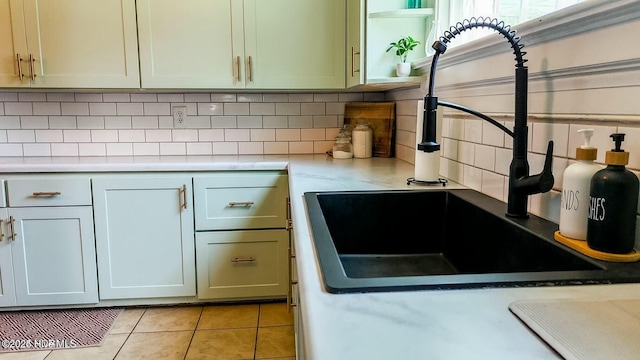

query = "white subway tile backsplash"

[
  {"left": 0, "top": 102, "right": 3, "bottom": 115},
  {"left": 0, "top": 93, "right": 18, "bottom": 101},
  {"left": 210, "top": 94, "right": 236, "bottom": 102},
  {"left": 0, "top": 144, "right": 23, "bottom": 156},
  {"left": 22, "top": 143, "right": 50, "bottom": 156},
  {"left": 132, "top": 116, "right": 159, "bottom": 129},
  {"left": 131, "top": 93, "right": 157, "bottom": 102},
  {"left": 105, "top": 116, "right": 132, "bottom": 129},
  {"left": 19, "top": 93, "right": 46, "bottom": 102},
  {"left": 276, "top": 103, "right": 300, "bottom": 116},
  {"left": 8, "top": 130, "right": 35, "bottom": 143},
  {"left": 106, "top": 143, "right": 133, "bottom": 156},
  {"left": 457, "top": 141, "right": 475, "bottom": 165},
  {"left": 5, "top": 102, "right": 33, "bottom": 115},
  {"left": 276, "top": 129, "right": 300, "bottom": 142},
  {"left": 103, "top": 93, "right": 131, "bottom": 102},
  {"left": 326, "top": 128, "right": 340, "bottom": 140},
  {"left": 495, "top": 147, "right": 511, "bottom": 176},
  {"left": 224, "top": 103, "right": 250, "bottom": 116},
  {"left": 532, "top": 122, "right": 569, "bottom": 157},
  {"left": 213, "top": 141, "right": 238, "bottom": 155},
  {"left": 146, "top": 129, "right": 171, "bottom": 142},
  {"left": 79, "top": 143, "right": 106, "bottom": 156},
  {"left": 289, "top": 94, "right": 313, "bottom": 103},
  {"left": 0, "top": 116, "right": 21, "bottom": 129},
  {"left": 172, "top": 129, "right": 198, "bottom": 142},
  {"left": 89, "top": 103, "right": 117, "bottom": 116},
  {"left": 64, "top": 130, "right": 91, "bottom": 142},
  {"left": 237, "top": 116, "right": 262, "bottom": 128},
  {"left": 301, "top": 103, "right": 325, "bottom": 115},
  {"left": 482, "top": 121, "right": 504, "bottom": 147},
  {"left": 301, "top": 129, "right": 326, "bottom": 141},
  {"left": 117, "top": 103, "right": 143, "bottom": 115},
  {"left": 474, "top": 144, "right": 496, "bottom": 171},
  {"left": 49, "top": 116, "right": 76, "bottom": 129},
  {"left": 250, "top": 103, "right": 275, "bottom": 115},
  {"left": 339, "top": 93, "right": 364, "bottom": 102},
  {"left": 289, "top": 141, "right": 313, "bottom": 154},
  {"left": 36, "top": 130, "right": 63, "bottom": 143},
  {"left": 364, "top": 93, "right": 385, "bottom": 102},
  {"left": 251, "top": 129, "right": 275, "bottom": 142},
  {"left": 143, "top": 102, "right": 170, "bottom": 115},
  {"left": 119, "top": 129, "right": 145, "bottom": 142},
  {"left": 314, "top": 141, "right": 333, "bottom": 154},
  {"left": 239, "top": 142, "right": 263, "bottom": 154},
  {"left": 288, "top": 116, "right": 312, "bottom": 128},
  {"left": 238, "top": 94, "right": 263, "bottom": 102},
  {"left": 313, "top": 115, "right": 338, "bottom": 128},
  {"left": 199, "top": 129, "right": 224, "bottom": 142},
  {"left": 51, "top": 143, "right": 78, "bottom": 156},
  {"left": 77, "top": 116, "right": 105, "bottom": 130},
  {"left": 158, "top": 116, "right": 173, "bottom": 128},
  {"left": 325, "top": 102, "right": 345, "bottom": 115},
  {"left": 62, "top": 102, "right": 89, "bottom": 115},
  {"left": 46, "top": 93, "right": 75, "bottom": 102},
  {"left": 157, "top": 94, "right": 183, "bottom": 103},
  {"left": 463, "top": 164, "right": 482, "bottom": 191},
  {"left": 20, "top": 116, "right": 48, "bottom": 129},
  {"left": 263, "top": 116, "right": 288, "bottom": 128},
  {"left": 263, "top": 94, "right": 288, "bottom": 102},
  {"left": 133, "top": 142, "right": 159, "bottom": 156},
  {"left": 481, "top": 170, "right": 506, "bottom": 201},
  {"left": 184, "top": 93, "right": 210, "bottom": 102},
  {"left": 464, "top": 119, "right": 482, "bottom": 143},
  {"left": 33, "top": 102, "right": 60, "bottom": 115},
  {"left": 75, "top": 93, "right": 102, "bottom": 102},
  {"left": 314, "top": 93, "right": 339, "bottom": 102},
  {"left": 160, "top": 142, "right": 186, "bottom": 155},
  {"left": 0, "top": 130, "right": 6, "bottom": 142},
  {"left": 224, "top": 129, "right": 250, "bottom": 142},
  {"left": 197, "top": 103, "right": 223, "bottom": 116},
  {"left": 529, "top": 190, "right": 562, "bottom": 223},
  {"left": 442, "top": 138, "right": 458, "bottom": 159},
  {"left": 264, "top": 142, "right": 288, "bottom": 154},
  {"left": 186, "top": 116, "right": 210, "bottom": 129},
  {"left": 186, "top": 142, "right": 212, "bottom": 155},
  {"left": 211, "top": 116, "right": 236, "bottom": 128},
  {"left": 91, "top": 130, "right": 118, "bottom": 142},
  {"left": 448, "top": 118, "right": 464, "bottom": 140}
]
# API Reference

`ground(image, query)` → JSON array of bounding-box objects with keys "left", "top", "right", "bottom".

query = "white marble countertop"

[{"left": 2, "top": 155, "right": 639, "bottom": 359}]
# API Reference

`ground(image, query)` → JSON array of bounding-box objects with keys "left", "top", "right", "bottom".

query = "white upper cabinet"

[
  {"left": 0, "top": 0, "right": 140, "bottom": 88},
  {"left": 138, "top": 0, "right": 345, "bottom": 90}
]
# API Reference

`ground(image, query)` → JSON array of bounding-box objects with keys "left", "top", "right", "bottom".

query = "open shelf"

[{"left": 369, "top": 8, "right": 434, "bottom": 19}]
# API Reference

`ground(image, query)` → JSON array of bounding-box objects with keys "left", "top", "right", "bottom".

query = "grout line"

[
  {"left": 254, "top": 304, "right": 262, "bottom": 360},
  {"left": 112, "top": 307, "right": 147, "bottom": 359}
]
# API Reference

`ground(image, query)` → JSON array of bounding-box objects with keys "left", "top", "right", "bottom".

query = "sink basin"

[{"left": 305, "top": 189, "right": 640, "bottom": 293}]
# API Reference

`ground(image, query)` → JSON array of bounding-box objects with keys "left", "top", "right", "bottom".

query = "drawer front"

[
  {"left": 196, "top": 230, "right": 288, "bottom": 300},
  {"left": 194, "top": 172, "right": 288, "bottom": 230},
  {"left": 6, "top": 178, "right": 92, "bottom": 207}
]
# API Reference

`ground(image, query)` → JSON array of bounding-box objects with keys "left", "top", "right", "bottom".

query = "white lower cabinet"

[
  {"left": 196, "top": 230, "right": 288, "bottom": 300},
  {"left": 92, "top": 176, "right": 195, "bottom": 300},
  {"left": 0, "top": 206, "right": 98, "bottom": 306}
]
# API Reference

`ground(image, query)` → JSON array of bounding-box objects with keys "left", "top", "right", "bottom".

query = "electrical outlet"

[{"left": 172, "top": 106, "right": 187, "bottom": 128}]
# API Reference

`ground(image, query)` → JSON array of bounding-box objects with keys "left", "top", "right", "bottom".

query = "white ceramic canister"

[{"left": 352, "top": 123, "right": 373, "bottom": 158}]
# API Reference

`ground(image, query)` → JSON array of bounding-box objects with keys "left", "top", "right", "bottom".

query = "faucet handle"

[{"left": 539, "top": 141, "right": 555, "bottom": 192}]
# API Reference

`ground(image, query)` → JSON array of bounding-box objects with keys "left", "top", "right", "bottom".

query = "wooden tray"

[{"left": 344, "top": 102, "right": 395, "bottom": 157}]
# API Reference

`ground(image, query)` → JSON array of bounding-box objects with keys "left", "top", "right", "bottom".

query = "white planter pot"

[{"left": 396, "top": 62, "right": 411, "bottom": 77}]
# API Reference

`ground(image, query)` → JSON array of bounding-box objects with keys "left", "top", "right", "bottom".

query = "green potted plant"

[{"left": 386, "top": 35, "right": 420, "bottom": 77}]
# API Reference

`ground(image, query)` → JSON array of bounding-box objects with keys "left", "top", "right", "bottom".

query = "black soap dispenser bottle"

[{"left": 587, "top": 133, "right": 639, "bottom": 254}]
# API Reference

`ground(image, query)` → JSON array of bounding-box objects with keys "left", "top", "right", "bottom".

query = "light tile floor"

[{"left": 0, "top": 302, "right": 295, "bottom": 360}]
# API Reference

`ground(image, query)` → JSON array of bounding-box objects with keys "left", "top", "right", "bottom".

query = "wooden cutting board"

[
  {"left": 510, "top": 298, "right": 640, "bottom": 360},
  {"left": 344, "top": 102, "right": 395, "bottom": 157}
]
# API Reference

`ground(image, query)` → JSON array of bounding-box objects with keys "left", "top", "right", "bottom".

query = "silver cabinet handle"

[
  {"left": 248, "top": 56, "right": 253, "bottom": 82},
  {"left": 32, "top": 191, "right": 61, "bottom": 197},
  {"left": 228, "top": 201, "right": 254, "bottom": 207},
  {"left": 16, "top": 54, "right": 24, "bottom": 81},
  {"left": 231, "top": 257, "right": 256, "bottom": 263}
]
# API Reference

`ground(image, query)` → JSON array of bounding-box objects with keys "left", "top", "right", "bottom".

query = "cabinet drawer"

[
  {"left": 194, "top": 172, "right": 288, "bottom": 230},
  {"left": 196, "top": 230, "right": 288, "bottom": 300},
  {"left": 6, "top": 178, "right": 92, "bottom": 207}
]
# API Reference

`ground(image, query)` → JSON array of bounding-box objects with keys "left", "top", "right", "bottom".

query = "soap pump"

[
  {"left": 559, "top": 129, "right": 603, "bottom": 241},
  {"left": 587, "top": 133, "right": 639, "bottom": 254}
]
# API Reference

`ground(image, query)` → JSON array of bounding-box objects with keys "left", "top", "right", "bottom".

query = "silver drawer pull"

[
  {"left": 32, "top": 191, "right": 61, "bottom": 197},
  {"left": 231, "top": 257, "right": 256, "bottom": 263},
  {"left": 228, "top": 201, "right": 254, "bottom": 207}
]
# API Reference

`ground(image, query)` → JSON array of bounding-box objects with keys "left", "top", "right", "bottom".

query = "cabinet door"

[
  {"left": 0, "top": 209, "right": 17, "bottom": 307},
  {"left": 0, "top": 0, "right": 28, "bottom": 87},
  {"left": 346, "top": 0, "right": 365, "bottom": 88},
  {"left": 196, "top": 230, "right": 288, "bottom": 300},
  {"left": 93, "top": 176, "right": 195, "bottom": 299},
  {"left": 244, "top": 0, "right": 346, "bottom": 89},
  {"left": 137, "top": 0, "right": 245, "bottom": 89},
  {"left": 21, "top": 0, "right": 139, "bottom": 88},
  {"left": 194, "top": 172, "right": 288, "bottom": 231},
  {"left": 9, "top": 206, "right": 98, "bottom": 306}
]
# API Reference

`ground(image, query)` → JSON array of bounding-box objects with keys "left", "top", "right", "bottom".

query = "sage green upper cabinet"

[
  {"left": 137, "top": 0, "right": 244, "bottom": 89},
  {"left": 0, "top": 0, "right": 140, "bottom": 88},
  {"left": 137, "top": 0, "right": 345, "bottom": 90},
  {"left": 347, "top": 0, "right": 435, "bottom": 90}
]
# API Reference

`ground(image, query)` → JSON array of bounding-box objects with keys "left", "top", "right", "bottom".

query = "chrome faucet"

[{"left": 419, "top": 17, "right": 554, "bottom": 218}]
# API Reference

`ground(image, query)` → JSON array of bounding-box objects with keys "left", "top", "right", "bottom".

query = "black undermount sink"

[{"left": 304, "top": 189, "right": 640, "bottom": 293}]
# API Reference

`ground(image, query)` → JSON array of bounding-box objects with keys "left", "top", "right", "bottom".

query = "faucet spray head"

[{"left": 431, "top": 40, "right": 448, "bottom": 55}]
